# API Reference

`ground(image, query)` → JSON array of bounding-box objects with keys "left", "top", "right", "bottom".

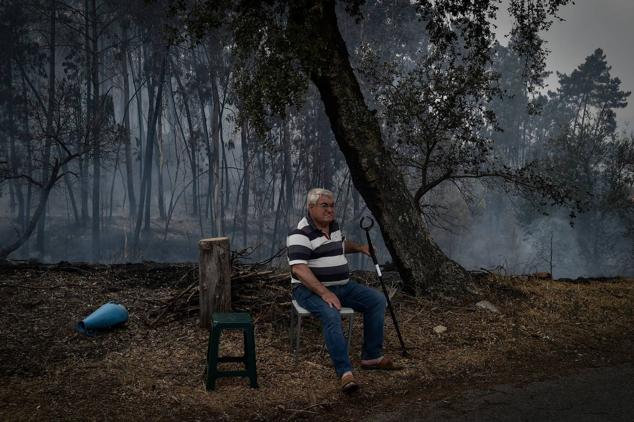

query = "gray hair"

[{"left": 306, "top": 188, "right": 334, "bottom": 207}]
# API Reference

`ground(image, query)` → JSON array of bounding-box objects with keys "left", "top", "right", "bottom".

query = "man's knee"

[
  {"left": 320, "top": 307, "right": 343, "bottom": 327},
  {"left": 368, "top": 288, "right": 387, "bottom": 310}
]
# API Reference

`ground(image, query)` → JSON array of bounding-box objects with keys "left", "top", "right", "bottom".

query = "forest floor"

[{"left": 0, "top": 262, "right": 632, "bottom": 421}]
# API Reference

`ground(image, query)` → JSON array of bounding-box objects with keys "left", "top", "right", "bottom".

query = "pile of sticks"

[{"left": 145, "top": 254, "right": 290, "bottom": 326}]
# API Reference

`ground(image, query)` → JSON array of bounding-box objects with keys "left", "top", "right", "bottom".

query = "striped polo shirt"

[{"left": 287, "top": 216, "right": 349, "bottom": 286}]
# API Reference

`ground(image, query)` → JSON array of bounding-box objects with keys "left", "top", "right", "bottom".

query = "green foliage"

[
  {"left": 511, "top": 48, "right": 634, "bottom": 274},
  {"left": 355, "top": 6, "right": 578, "bottom": 219},
  {"left": 232, "top": 4, "right": 308, "bottom": 137},
  {"left": 359, "top": 45, "right": 498, "bottom": 194}
]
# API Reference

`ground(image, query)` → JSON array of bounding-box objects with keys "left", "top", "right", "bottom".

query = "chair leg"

[
  {"left": 289, "top": 307, "right": 294, "bottom": 354},
  {"left": 347, "top": 314, "right": 353, "bottom": 352},
  {"left": 294, "top": 313, "right": 302, "bottom": 365}
]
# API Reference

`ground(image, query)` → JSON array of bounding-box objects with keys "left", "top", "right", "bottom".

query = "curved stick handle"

[
  {"left": 360, "top": 216, "right": 374, "bottom": 231},
  {"left": 360, "top": 216, "right": 379, "bottom": 267}
]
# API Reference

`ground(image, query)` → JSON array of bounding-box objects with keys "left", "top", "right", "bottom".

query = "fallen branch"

[{"left": 147, "top": 280, "right": 197, "bottom": 326}]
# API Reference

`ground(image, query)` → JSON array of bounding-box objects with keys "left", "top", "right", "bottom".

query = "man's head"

[{"left": 306, "top": 188, "right": 335, "bottom": 228}]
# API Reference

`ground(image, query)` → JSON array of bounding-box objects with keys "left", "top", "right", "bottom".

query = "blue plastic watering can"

[{"left": 76, "top": 302, "right": 128, "bottom": 336}]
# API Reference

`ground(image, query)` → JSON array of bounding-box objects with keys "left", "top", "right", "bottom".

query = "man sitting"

[{"left": 287, "top": 188, "right": 395, "bottom": 393}]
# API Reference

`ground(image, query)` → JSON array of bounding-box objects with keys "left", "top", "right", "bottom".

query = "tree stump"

[{"left": 198, "top": 237, "right": 231, "bottom": 328}]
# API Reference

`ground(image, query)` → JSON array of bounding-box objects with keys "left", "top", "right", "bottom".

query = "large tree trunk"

[{"left": 288, "top": 0, "right": 469, "bottom": 295}]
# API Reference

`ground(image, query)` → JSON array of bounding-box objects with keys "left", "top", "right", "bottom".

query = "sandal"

[
  {"left": 360, "top": 356, "right": 401, "bottom": 370},
  {"left": 341, "top": 373, "right": 359, "bottom": 394}
]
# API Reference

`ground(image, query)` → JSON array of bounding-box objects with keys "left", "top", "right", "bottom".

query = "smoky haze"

[
  {"left": 0, "top": 0, "right": 632, "bottom": 279},
  {"left": 496, "top": 0, "right": 634, "bottom": 127}
]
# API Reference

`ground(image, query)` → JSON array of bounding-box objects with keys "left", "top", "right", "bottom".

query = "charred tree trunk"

[
  {"left": 288, "top": 0, "right": 469, "bottom": 294},
  {"left": 133, "top": 50, "right": 166, "bottom": 252},
  {"left": 79, "top": 153, "right": 89, "bottom": 226},
  {"left": 58, "top": 144, "right": 80, "bottom": 225},
  {"left": 155, "top": 105, "right": 166, "bottom": 220},
  {"left": 271, "top": 122, "right": 292, "bottom": 256},
  {"left": 0, "top": 160, "right": 66, "bottom": 259},
  {"left": 90, "top": 0, "right": 101, "bottom": 262},
  {"left": 221, "top": 128, "right": 229, "bottom": 217},
  {"left": 80, "top": 0, "right": 90, "bottom": 228},
  {"left": 21, "top": 78, "right": 33, "bottom": 240},
  {"left": 173, "top": 66, "right": 199, "bottom": 217},
  {"left": 240, "top": 119, "right": 250, "bottom": 247},
  {"left": 36, "top": 0, "right": 56, "bottom": 259},
  {"left": 210, "top": 73, "right": 222, "bottom": 236},
  {"left": 142, "top": 52, "right": 155, "bottom": 232},
  {"left": 195, "top": 79, "right": 213, "bottom": 222},
  {"left": 120, "top": 21, "right": 137, "bottom": 218},
  {"left": 255, "top": 148, "right": 265, "bottom": 253},
  {"left": 282, "top": 117, "right": 294, "bottom": 226},
  {"left": 7, "top": 59, "right": 26, "bottom": 229}
]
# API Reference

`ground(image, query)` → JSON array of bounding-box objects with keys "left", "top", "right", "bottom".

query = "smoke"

[{"left": 433, "top": 191, "right": 634, "bottom": 279}]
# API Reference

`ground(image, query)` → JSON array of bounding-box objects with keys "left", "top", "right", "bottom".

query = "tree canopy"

[{"left": 171, "top": 0, "right": 578, "bottom": 293}]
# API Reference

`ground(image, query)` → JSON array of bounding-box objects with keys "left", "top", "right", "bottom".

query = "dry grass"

[{"left": 0, "top": 264, "right": 632, "bottom": 421}]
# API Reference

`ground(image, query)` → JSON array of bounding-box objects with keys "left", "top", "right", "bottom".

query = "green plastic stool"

[{"left": 206, "top": 312, "right": 258, "bottom": 390}]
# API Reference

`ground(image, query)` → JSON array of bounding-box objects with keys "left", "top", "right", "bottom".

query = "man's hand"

[
  {"left": 358, "top": 244, "right": 373, "bottom": 257},
  {"left": 344, "top": 240, "right": 373, "bottom": 257},
  {"left": 292, "top": 263, "right": 341, "bottom": 309},
  {"left": 320, "top": 290, "right": 342, "bottom": 310}
]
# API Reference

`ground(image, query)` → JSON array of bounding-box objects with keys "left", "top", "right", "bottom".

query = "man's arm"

[
  {"left": 292, "top": 264, "right": 342, "bottom": 310},
  {"left": 344, "top": 239, "right": 372, "bottom": 256}
]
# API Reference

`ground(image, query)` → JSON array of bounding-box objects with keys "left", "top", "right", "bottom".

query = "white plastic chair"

[{"left": 290, "top": 299, "right": 354, "bottom": 364}]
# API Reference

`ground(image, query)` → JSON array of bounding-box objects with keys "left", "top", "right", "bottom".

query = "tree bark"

[
  {"left": 132, "top": 51, "right": 166, "bottom": 251},
  {"left": 21, "top": 78, "right": 33, "bottom": 241},
  {"left": 36, "top": 0, "right": 56, "bottom": 259},
  {"left": 120, "top": 21, "right": 137, "bottom": 218},
  {"left": 155, "top": 104, "right": 166, "bottom": 220},
  {"left": 288, "top": 0, "right": 469, "bottom": 294},
  {"left": 81, "top": 0, "right": 90, "bottom": 227},
  {"left": 129, "top": 47, "right": 145, "bottom": 182},
  {"left": 58, "top": 144, "right": 80, "bottom": 224},
  {"left": 142, "top": 46, "right": 155, "bottom": 232},
  {"left": 210, "top": 73, "right": 222, "bottom": 236},
  {"left": 240, "top": 119, "right": 250, "bottom": 247},
  {"left": 282, "top": 119, "right": 293, "bottom": 227},
  {"left": 198, "top": 237, "right": 231, "bottom": 328},
  {"left": 173, "top": 64, "right": 199, "bottom": 216},
  {"left": 7, "top": 58, "right": 26, "bottom": 229},
  {"left": 90, "top": 0, "right": 101, "bottom": 262},
  {"left": 0, "top": 160, "right": 65, "bottom": 259},
  {"left": 194, "top": 68, "right": 213, "bottom": 222}
]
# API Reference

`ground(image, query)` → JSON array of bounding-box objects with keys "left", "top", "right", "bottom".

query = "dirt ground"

[
  {"left": 366, "top": 363, "right": 634, "bottom": 421},
  {"left": 0, "top": 262, "right": 632, "bottom": 421}
]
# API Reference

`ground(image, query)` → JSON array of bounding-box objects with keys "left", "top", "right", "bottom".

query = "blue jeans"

[{"left": 293, "top": 281, "right": 387, "bottom": 377}]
